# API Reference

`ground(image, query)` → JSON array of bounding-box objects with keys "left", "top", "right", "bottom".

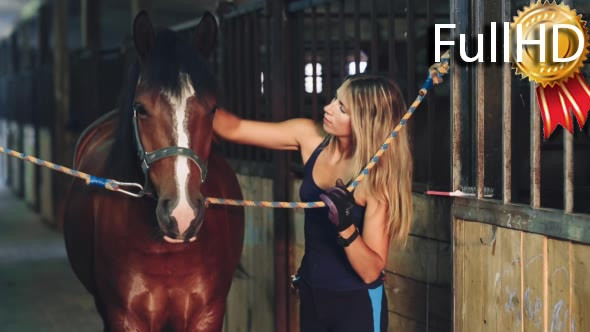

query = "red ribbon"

[{"left": 536, "top": 73, "right": 590, "bottom": 139}]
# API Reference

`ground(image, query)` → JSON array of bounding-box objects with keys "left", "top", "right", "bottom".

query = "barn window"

[
  {"left": 304, "top": 62, "right": 322, "bottom": 94},
  {"left": 347, "top": 60, "right": 367, "bottom": 75}
]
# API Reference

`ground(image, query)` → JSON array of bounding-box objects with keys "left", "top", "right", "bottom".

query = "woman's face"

[{"left": 323, "top": 88, "right": 352, "bottom": 137}]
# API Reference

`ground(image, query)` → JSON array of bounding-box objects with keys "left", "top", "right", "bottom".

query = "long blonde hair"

[{"left": 327, "top": 74, "right": 413, "bottom": 245}]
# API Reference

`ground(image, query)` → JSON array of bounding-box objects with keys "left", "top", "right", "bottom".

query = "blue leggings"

[{"left": 298, "top": 279, "right": 388, "bottom": 332}]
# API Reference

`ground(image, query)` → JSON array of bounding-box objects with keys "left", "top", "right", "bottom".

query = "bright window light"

[
  {"left": 348, "top": 61, "right": 367, "bottom": 75},
  {"left": 304, "top": 63, "right": 322, "bottom": 93}
]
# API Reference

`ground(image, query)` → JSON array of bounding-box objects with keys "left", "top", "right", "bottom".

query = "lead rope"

[{"left": 0, "top": 50, "right": 450, "bottom": 208}]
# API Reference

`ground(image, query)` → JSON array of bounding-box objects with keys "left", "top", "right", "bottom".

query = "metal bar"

[
  {"left": 451, "top": 0, "right": 466, "bottom": 191},
  {"left": 354, "top": 0, "right": 360, "bottom": 74},
  {"left": 530, "top": 82, "right": 541, "bottom": 208},
  {"left": 388, "top": 0, "right": 397, "bottom": 78},
  {"left": 236, "top": 17, "right": 245, "bottom": 160},
  {"left": 564, "top": 129, "right": 573, "bottom": 213},
  {"left": 223, "top": 0, "right": 265, "bottom": 19},
  {"left": 454, "top": 198, "right": 590, "bottom": 245},
  {"left": 325, "top": 2, "right": 332, "bottom": 100},
  {"left": 502, "top": 0, "right": 512, "bottom": 204},
  {"left": 406, "top": 0, "right": 415, "bottom": 102},
  {"left": 265, "top": 13, "right": 272, "bottom": 162},
  {"left": 311, "top": 6, "right": 318, "bottom": 120},
  {"left": 370, "top": 0, "right": 378, "bottom": 72},
  {"left": 287, "top": 0, "right": 334, "bottom": 13},
  {"left": 426, "top": 0, "right": 433, "bottom": 187},
  {"left": 476, "top": 0, "right": 485, "bottom": 199},
  {"left": 293, "top": 11, "right": 448, "bottom": 20},
  {"left": 227, "top": 18, "right": 236, "bottom": 159},
  {"left": 268, "top": 0, "right": 290, "bottom": 330},
  {"left": 244, "top": 14, "right": 254, "bottom": 161},
  {"left": 298, "top": 11, "right": 305, "bottom": 119},
  {"left": 339, "top": 0, "right": 345, "bottom": 81},
  {"left": 254, "top": 12, "right": 263, "bottom": 162},
  {"left": 563, "top": 0, "right": 574, "bottom": 213}
]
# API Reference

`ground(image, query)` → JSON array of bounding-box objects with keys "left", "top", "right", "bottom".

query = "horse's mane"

[{"left": 104, "top": 28, "right": 219, "bottom": 181}]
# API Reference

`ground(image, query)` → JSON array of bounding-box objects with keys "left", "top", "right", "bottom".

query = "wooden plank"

[
  {"left": 480, "top": 224, "right": 500, "bottom": 332},
  {"left": 462, "top": 221, "right": 485, "bottom": 332},
  {"left": 547, "top": 239, "right": 571, "bottom": 332},
  {"left": 522, "top": 232, "right": 545, "bottom": 331},
  {"left": 225, "top": 175, "right": 276, "bottom": 332},
  {"left": 389, "top": 311, "right": 419, "bottom": 331},
  {"left": 384, "top": 272, "right": 451, "bottom": 329},
  {"left": 453, "top": 219, "right": 465, "bottom": 332},
  {"left": 496, "top": 227, "right": 522, "bottom": 331},
  {"left": 571, "top": 242, "right": 590, "bottom": 332},
  {"left": 388, "top": 311, "right": 448, "bottom": 332},
  {"left": 386, "top": 235, "right": 442, "bottom": 283},
  {"left": 453, "top": 198, "right": 590, "bottom": 244},
  {"left": 411, "top": 194, "right": 452, "bottom": 241},
  {"left": 436, "top": 241, "right": 452, "bottom": 286}
]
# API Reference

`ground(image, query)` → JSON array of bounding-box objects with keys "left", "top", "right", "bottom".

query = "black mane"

[{"left": 105, "top": 28, "right": 218, "bottom": 181}]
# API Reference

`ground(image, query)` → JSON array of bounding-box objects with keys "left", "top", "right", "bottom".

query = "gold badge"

[{"left": 510, "top": 1, "right": 590, "bottom": 138}]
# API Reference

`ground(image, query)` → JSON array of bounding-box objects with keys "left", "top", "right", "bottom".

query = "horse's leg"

[
  {"left": 185, "top": 300, "right": 227, "bottom": 332},
  {"left": 63, "top": 177, "right": 114, "bottom": 332},
  {"left": 63, "top": 178, "right": 97, "bottom": 294}
]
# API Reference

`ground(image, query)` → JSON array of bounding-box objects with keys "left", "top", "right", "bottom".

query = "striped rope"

[
  {"left": 0, "top": 146, "right": 145, "bottom": 197},
  {"left": 0, "top": 50, "right": 450, "bottom": 208}
]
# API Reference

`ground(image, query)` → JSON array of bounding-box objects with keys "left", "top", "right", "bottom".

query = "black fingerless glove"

[{"left": 319, "top": 179, "right": 356, "bottom": 232}]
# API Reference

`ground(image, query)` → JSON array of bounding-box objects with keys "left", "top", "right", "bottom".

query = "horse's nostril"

[{"left": 167, "top": 216, "right": 177, "bottom": 228}]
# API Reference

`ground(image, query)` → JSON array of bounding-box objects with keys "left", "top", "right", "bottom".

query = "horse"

[{"left": 63, "top": 11, "right": 245, "bottom": 332}]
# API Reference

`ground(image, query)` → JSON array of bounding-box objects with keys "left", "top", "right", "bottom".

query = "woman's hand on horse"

[{"left": 319, "top": 179, "right": 356, "bottom": 233}]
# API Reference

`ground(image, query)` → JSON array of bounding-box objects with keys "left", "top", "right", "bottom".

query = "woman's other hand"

[{"left": 319, "top": 179, "right": 356, "bottom": 232}]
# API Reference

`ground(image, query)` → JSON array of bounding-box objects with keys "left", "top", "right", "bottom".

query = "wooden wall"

[
  {"left": 386, "top": 195, "right": 453, "bottom": 331},
  {"left": 224, "top": 174, "right": 275, "bottom": 332},
  {"left": 454, "top": 219, "right": 590, "bottom": 331}
]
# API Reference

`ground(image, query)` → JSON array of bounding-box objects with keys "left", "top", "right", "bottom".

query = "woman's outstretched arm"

[{"left": 213, "top": 108, "right": 321, "bottom": 151}]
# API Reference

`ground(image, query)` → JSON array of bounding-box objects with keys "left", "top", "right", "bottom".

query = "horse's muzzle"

[{"left": 156, "top": 197, "right": 206, "bottom": 243}]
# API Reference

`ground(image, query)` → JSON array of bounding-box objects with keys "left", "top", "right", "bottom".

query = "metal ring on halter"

[{"left": 113, "top": 181, "right": 145, "bottom": 198}]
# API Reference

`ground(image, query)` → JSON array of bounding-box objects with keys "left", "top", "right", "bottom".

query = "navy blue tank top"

[{"left": 298, "top": 136, "right": 383, "bottom": 290}]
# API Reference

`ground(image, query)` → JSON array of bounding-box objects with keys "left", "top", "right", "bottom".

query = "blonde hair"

[{"left": 327, "top": 74, "right": 413, "bottom": 245}]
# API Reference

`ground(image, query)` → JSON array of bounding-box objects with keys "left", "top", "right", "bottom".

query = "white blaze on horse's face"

[{"left": 167, "top": 73, "right": 198, "bottom": 237}]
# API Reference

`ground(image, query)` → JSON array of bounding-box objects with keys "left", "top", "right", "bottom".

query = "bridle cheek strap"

[{"left": 132, "top": 109, "right": 208, "bottom": 198}]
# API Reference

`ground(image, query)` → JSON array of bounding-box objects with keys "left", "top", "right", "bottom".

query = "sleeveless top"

[{"left": 298, "top": 136, "right": 383, "bottom": 290}]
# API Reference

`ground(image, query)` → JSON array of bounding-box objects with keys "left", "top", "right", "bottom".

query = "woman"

[{"left": 213, "top": 74, "right": 413, "bottom": 331}]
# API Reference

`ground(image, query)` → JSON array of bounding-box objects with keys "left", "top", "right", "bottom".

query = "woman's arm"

[
  {"left": 213, "top": 108, "right": 320, "bottom": 151},
  {"left": 339, "top": 195, "right": 390, "bottom": 284}
]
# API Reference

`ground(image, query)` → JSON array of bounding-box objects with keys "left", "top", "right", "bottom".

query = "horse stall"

[
  {"left": 451, "top": 0, "right": 590, "bottom": 330},
  {"left": 0, "top": 0, "right": 589, "bottom": 331},
  {"left": 217, "top": 0, "right": 453, "bottom": 330}
]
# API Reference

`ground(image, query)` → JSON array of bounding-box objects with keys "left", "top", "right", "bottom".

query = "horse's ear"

[
  {"left": 194, "top": 12, "right": 217, "bottom": 58},
  {"left": 133, "top": 10, "right": 156, "bottom": 61}
]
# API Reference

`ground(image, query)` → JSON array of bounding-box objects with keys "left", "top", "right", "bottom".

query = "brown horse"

[{"left": 63, "top": 11, "right": 244, "bottom": 332}]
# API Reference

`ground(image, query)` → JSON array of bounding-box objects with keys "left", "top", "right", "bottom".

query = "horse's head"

[{"left": 131, "top": 11, "right": 218, "bottom": 243}]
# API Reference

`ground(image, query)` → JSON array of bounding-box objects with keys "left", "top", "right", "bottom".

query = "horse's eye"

[{"left": 133, "top": 103, "right": 148, "bottom": 117}]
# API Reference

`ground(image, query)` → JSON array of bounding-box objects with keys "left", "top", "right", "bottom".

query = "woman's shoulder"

[{"left": 293, "top": 119, "right": 325, "bottom": 151}]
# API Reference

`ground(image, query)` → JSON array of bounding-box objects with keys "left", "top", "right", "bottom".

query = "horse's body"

[{"left": 63, "top": 12, "right": 244, "bottom": 332}]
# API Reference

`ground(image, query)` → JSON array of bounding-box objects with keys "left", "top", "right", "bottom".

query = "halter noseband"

[{"left": 132, "top": 105, "right": 208, "bottom": 198}]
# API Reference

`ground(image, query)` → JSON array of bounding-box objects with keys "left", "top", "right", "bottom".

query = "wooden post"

[
  {"left": 52, "top": 0, "right": 73, "bottom": 226},
  {"left": 38, "top": 4, "right": 51, "bottom": 67},
  {"left": 268, "top": 0, "right": 290, "bottom": 331},
  {"left": 81, "top": 0, "right": 100, "bottom": 50},
  {"left": 80, "top": 0, "right": 101, "bottom": 125}
]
